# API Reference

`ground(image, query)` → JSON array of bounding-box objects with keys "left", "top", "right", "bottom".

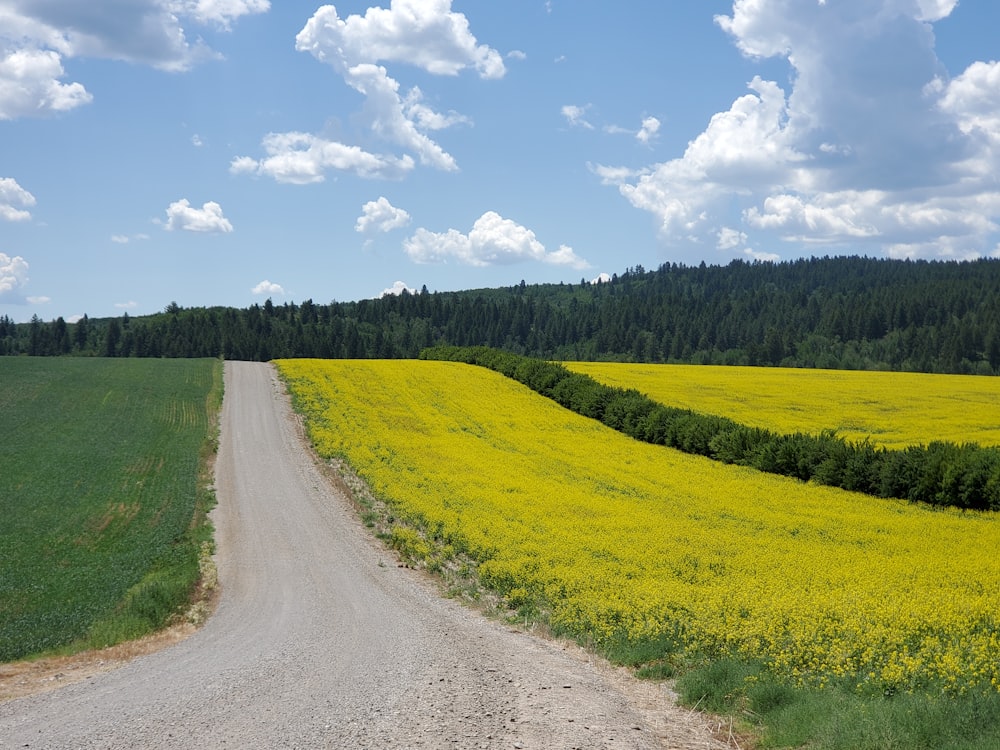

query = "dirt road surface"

[{"left": 0, "top": 361, "right": 731, "bottom": 749}]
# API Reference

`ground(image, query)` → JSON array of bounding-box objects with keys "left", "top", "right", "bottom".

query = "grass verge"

[{"left": 669, "top": 656, "right": 1000, "bottom": 750}]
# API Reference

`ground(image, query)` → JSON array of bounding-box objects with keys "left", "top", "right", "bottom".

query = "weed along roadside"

[
  {"left": 277, "top": 356, "right": 1000, "bottom": 750},
  {"left": 0, "top": 357, "right": 223, "bottom": 668}
]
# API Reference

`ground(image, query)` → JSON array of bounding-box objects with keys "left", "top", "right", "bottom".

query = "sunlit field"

[
  {"left": 565, "top": 363, "right": 1000, "bottom": 449},
  {"left": 277, "top": 359, "right": 1000, "bottom": 695},
  {"left": 0, "top": 358, "right": 220, "bottom": 662}
]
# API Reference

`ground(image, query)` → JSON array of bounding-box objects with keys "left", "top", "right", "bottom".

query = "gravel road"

[{"left": 0, "top": 361, "right": 730, "bottom": 749}]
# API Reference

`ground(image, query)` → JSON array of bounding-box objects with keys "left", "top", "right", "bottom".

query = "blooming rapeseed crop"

[
  {"left": 277, "top": 359, "right": 1000, "bottom": 694},
  {"left": 566, "top": 362, "right": 1000, "bottom": 449}
]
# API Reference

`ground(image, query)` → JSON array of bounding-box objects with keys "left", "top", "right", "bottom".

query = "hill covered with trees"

[{"left": 3, "top": 255, "right": 1000, "bottom": 374}]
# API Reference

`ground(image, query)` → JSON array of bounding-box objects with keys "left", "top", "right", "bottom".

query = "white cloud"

[
  {"left": 403, "top": 211, "right": 590, "bottom": 269},
  {"left": 356, "top": 197, "right": 411, "bottom": 233},
  {"left": 636, "top": 116, "right": 661, "bottom": 145},
  {"left": 717, "top": 227, "right": 747, "bottom": 250},
  {"left": 403, "top": 87, "right": 470, "bottom": 131},
  {"left": 547, "top": 245, "right": 587, "bottom": 268},
  {"left": 236, "top": 1, "right": 501, "bottom": 182},
  {"left": 0, "top": 177, "right": 36, "bottom": 221},
  {"left": 0, "top": 2, "right": 268, "bottom": 120},
  {"left": 26, "top": 295, "right": 49, "bottom": 304},
  {"left": 251, "top": 279, "right": 285, "bottom": 295},
  {"left": 164, "top": 199, "right": 233, "bottom": 233},
  {"left": 0, "top": 48, "right": 92, "bottom": 119},
  {"left": 590, "top": 163, "right": 644, "bottom": 185},
  {"left": 380, "top": 280, "right": 416, "bottom": 297},
  {"left": 0, "top": 252, "right": 29, "bottom": 300},
  {"left": 743, "top": 248, "right": 780, "bottom": 262},
  {"left": 111, "top": 232, "right": 150, "bottom": 244},
  {"left": 609, "top": 1, "right": 1000, "bottom": 261},
  {"left": 183, "top": 0, "right": 271, "bottom": 30},
  {"left": 232, "top": 132, "right": 415, "bottom": 184},
  {"left": 562, "top": 104, "right": 593, "bottom": 129},
  {"left": 114, "top": 300, "right": 138, "bottom": 309},
  {"left": 937, "top": 60, "right": 1000, "bottom": 158},
  {"left": 295, "top": 1, "right": 504, "bottom": 79},
  {"left": 345, "top": 62, "right": 458, "bottom": 170},
  {"left": 743, "top": 192, "right": 881, "bottom": 240},
  {"left": 0, "top": 1, "right": 269, "bottom": 76}
]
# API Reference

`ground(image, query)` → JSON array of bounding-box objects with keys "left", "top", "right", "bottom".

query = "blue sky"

[{"left": 2, "top": 0, "right": 999, "bottom": 322}]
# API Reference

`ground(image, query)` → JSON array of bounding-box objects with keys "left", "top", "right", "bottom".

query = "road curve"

[{"left": 0, "top": 361, "right": 725, "bottom": 749}]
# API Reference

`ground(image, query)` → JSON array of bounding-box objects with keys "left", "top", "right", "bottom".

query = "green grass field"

[{"left": 0, "top": 357, "right": 221, "bottom": 662}]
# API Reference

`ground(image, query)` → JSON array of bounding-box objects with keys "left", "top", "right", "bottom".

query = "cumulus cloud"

[
  {"left": 937, "top": 60, "right": 1000, "bottom": 151},
  {"left": 184, "top": 0, "right": 270, "bottom": 30},
  {"left": 607, "top": 0, "right": 1000, "bottom": 261},
  {"left": 0, "top": 252, "right": 29, "bottom": 301},
  {"left": 343, "top": 62, "right": 458, "bottom": 170},
  {"left": 0, "top": 1, "right": 268, "bottom": 120},
  {"left": 295, "top": 1, "right": 504, "bottom": 78},
  {"left": 164, "top": 199, "right": 233, "bottom": 233},
  {"left": 403, "top": 211, "right": 590, "bottom": 269},
  {"left": 0, "top": 1, "right": 269, "bottom": 73},
  {"left": 231, "top": 132, "right": 414, "bottom": 183},
  {"left": 0, "top": 177, "right": 36, "bottom": 221},
  {"left": 717, "top": 227, "right": 747, "bottom": 250},
  {"left": 251, "top": 279, "right": 285, "bottom": 295},
  {"left": 380, "top": 280, "right": 416, "bottom": 297},
  {"left": 0, "top": 2, "right": 268, "bottom": 120},
  {"left": 744, "top": 248, "right": 780, "bottom": 262},
  {"left": 403, "top": 87, "right": 470, "bottom": 131},
  {"left": 356, "top": 197, "right": 411, "bottom": 233},
  {"left": 636, "top": 116, "right": 660, "bottom": 145},
  {"left": 0, "top": 48, "right": 93, "bottom": 119},
  {"left": 237, "top": 1, "right": 501, "bottom": 182}
]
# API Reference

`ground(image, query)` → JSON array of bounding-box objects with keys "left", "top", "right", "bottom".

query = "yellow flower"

[{"left": 276, "top": 359, "right": 1000, "bottom": 694}]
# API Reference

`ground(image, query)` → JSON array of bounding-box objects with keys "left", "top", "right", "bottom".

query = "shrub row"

[{"left": 421, "top": 346, "right": 1000, "bottom": 511}]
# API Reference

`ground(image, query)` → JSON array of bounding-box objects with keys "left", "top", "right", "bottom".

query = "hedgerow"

[{"left": 420, "top": 346, "right": 1000, "bottom": 510}]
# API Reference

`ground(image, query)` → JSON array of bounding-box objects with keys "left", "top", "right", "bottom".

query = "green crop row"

[{"left": 0, "top": 357, "right": 221, "bottom": 662}]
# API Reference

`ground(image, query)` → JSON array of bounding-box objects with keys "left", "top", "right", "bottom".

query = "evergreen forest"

[{"left": 3, "top": 256, "right": 1000, "bottom": 375}]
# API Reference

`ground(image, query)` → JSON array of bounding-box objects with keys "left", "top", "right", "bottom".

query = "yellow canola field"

[
  {"left": 277, "top": 359, "right": 1000, "bottom": 694},
  {"left": 566, "top": 362, "right": 1000, "bottom": 450}
]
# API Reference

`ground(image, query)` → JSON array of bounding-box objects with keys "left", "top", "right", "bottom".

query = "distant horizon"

[
  {"left": 5, "top": 253, "right": 996, "bottom": 326},
  {"left": 2, "top": 1, "right": 999, "bottom": 323}
]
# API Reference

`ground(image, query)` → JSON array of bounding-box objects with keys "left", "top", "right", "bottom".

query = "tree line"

[
  {"left": 422, "top": 345, "right": 1000, "bottom": 512},
  {"left": 3, "top": 256, "right": 1000, "bottom": 374}
]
